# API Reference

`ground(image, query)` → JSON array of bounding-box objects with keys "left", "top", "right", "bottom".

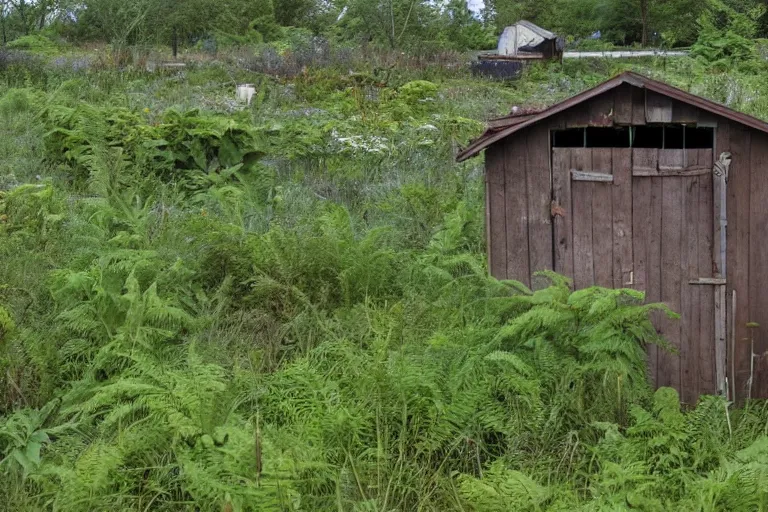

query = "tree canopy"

[{"left": 0, "top": 1, "right": 767, "bottom": 58}]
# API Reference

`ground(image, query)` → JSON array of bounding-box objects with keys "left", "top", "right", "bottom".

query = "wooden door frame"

[
  {"left": 712, "top": 124, "right": 728, "bottom": 399},
  {"left": 552, "top": 144, "right": 724, "bottom": 398}
]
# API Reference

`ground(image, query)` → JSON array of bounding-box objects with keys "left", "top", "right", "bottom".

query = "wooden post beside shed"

[{"left": 458, "top": 71, "right": 768, "bottom": 402}]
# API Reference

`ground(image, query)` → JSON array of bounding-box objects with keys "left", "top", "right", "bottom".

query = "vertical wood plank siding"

[
  {"left": 715, "top": 121, "right": 732, "bottom": 398},
  {"left": 592, "top": 149, "right": 615, "bottom": 287},
  {"left": 729, "top": 125, "right": 751, "bottom": 398},
  {"left": 486, "top": 144, "right": 507, "bottom": 279},
  {"left": 633, "top": 174, "right": 655, "bottom": 383},
  {"left": 698, "top": 150, "right": 716, "bottom": 395},
  {"left": 504, "top": 136, "right": 530, "bottom": 285},
  {"left": 552, "top": 149, "right": 573, "bottom": 279},
  {"left": 681, "top": 172, "right": 697, "bottom": 403},
  {"left": 750, "top": 133, "right": 768, "bottom": 397},
  {"left": 565, "top": 103, "right": 591, "bottom": 128},
  {"left": 589, "top": 93, "right": 615, "bottom": 126},
  {"left": 526, "top": 125, "right": 554, "bottom": 286},
  {"left": 633, "top": 148, "right": 658, "bottom": 175},
  {"left": 714, "top": 122, "right": 729, "bottom": 398},
  {"left": 481, "top": 83, "right": 768, "bottom": 399},
  {"left": 659, "top": 175, "right": 683, "bottom": 390},
  {"left": 612, "top": 148, "right": 633, "bottom": 289},
  {"left": 671, "top": 100, "right": 700, "bottom": 124},
  {"left": 646, "top": 91, "right": 674, "bottom": 123},
  {"left": 571, "top": 149, "right": 595, "bottom": 289},
  {"left": 613, "top": 84, "right": 633, "bottom": 124},
  {"left": 485, "top": 167, "right": 492, "bottom": 273},
  {"left": 631, "top": 87, "right": 646, "bottom": 125},
  {"left": 648, "top": 177, "right": 664, "bottom": 385}
]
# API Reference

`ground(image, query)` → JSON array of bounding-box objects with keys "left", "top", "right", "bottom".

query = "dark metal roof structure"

[{"left": 457, "top": 71, "right": 768, "bottom": 162}]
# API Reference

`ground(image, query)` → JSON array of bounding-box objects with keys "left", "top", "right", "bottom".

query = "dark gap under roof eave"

[{"left": 456, "top": 71, "right": 768, "bottom": 163}]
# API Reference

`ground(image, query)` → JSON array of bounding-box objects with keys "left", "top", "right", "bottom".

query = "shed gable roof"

[{"left": 457, "top": 71, "right": 768, "bottom": 162}]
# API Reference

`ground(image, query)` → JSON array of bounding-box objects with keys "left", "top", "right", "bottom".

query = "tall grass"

[{"left": 3, "top": 44, "right": 768, "bottom": 510}]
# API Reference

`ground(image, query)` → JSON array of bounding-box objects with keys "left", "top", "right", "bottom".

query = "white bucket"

[{"left": 236, "top": 84, "right": 256, "bottom": 105}]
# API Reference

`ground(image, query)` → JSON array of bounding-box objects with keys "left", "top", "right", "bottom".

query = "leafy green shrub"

[
  {"left": 691, "top": 0, "right": 766, "bottom": 71},
  {"left": 0, "top": 184, "right": 64, "bottom": 241},
  {"left": 247, "top": 204, "right": 401, "bottom": 316},
  {"left": 399, "top": 80, "right": 438, "bottom": 105},
  {"left": 6, "top": 35, "right": 61, "bottom": 56},
  {"left": 0, "top": 51, "right": 47, "bottom": 88},
  {"left": 41, "top": 103, "right": 268, "bottom": 190},
  {"left": 206, "top": 29, "right": 263, "bottom": 48},
  {"left": 456, "top": 387, "right": 768, "bottom": 510},
  {"left": 0, "top": 401, "right": 67, "bottom": 479},
  {"left": 256, "top": 271, "right": 675, "bottom": 510},
  {"left": 136, "top": 109, "right": 267, "bottom": 176},
  {"left": 0, "top": 89, "right": 38, "bottom": 118},
  {"left": 567, "top": 38, "right": 619, "bottom": 51},
  {"left": 0, "top": 304, "right": 19, "bottom": 411},
  {"left": 379, "top": 182, "right": 461, "bottom": 248},
  {"left": 459, "top": 462, "right": 551, "bottom": 511},
  {"left": 0, "top": 305, "right": 13, "bottom": 343}
]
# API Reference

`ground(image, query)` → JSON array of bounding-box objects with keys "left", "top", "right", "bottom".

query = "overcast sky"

[{"left": 467, "top": 0, "right": 485, "bottom": 14}]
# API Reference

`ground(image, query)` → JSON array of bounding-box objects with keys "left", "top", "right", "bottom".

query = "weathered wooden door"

[{"left": 552, "top": 147, "right": 716, "bottom": 404}]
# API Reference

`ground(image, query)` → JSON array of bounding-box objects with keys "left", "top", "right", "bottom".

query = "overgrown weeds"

[{"left": 3, "top": 44, "right": 768, "bottom": 511}]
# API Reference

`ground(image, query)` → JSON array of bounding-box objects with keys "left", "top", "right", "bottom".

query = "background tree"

[
  {"left": 484, "top": 0, "right": 549, "bottom": 31},
  {"left": 653, "top": 0, "right": 704, "bottom": 46},
  {"left": 486, "top": 0, "right": 709, "bottom": 46},
  {"left": 440, "top": 0, "right": 496, "bottom": 50},
  {"left": 75, "top": 0, "right": 153, "bottom": 48},
  {"left": 147, "top": 0, "right": 226, "bottom": 56},
  {"left": 337, "top": 0, "right": 442, "bottom": 49},
  {"left": 0, "top": 0, "right": 9, "bottom": 43},
  {"left": 273, "top": 0, "right": 315, "bottom": 26},
  {"left": 692, "top": 0, "right": 766, "bottom": 68},
  {"left": 8, "top": 0, "right": 32, "bottom": 36},
  {"left": 1, "top": 0, "right": 761, "bottom": 51}
]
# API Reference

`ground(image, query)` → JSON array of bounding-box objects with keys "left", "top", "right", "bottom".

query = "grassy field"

[{"left": 3, "top": 41, "right": 768, "bottom": 511}]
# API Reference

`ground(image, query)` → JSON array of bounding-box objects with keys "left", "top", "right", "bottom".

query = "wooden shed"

[{"left": 457, "top": 72, "right": 768, "bottom": 404}]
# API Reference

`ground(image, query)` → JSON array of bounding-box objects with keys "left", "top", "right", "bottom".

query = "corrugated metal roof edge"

[{"left": 456, "top": 71, "right": 768, "bottom": 162}]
